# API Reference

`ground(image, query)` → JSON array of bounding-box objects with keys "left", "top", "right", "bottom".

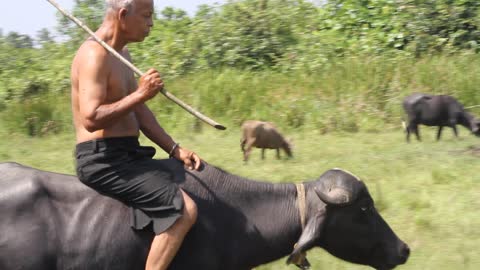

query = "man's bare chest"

[{"left": 107, "top": 61, "right": 135, "bottom": 99}]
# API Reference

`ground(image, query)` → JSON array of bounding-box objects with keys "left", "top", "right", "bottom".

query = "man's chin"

[{"left": 130, "top": 36, "right": 147, "bottom": 43}]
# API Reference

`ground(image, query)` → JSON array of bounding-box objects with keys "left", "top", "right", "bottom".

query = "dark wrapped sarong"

[{"left": 75, "top": 136, "right": 183, "bottom": 235}]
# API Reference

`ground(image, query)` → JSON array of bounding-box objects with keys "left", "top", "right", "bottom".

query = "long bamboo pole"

[{"left": 46, "top": 0, "right": 226, "bottom": 130}]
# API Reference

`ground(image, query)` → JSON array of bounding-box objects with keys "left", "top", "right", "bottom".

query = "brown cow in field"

[{"left": 240, "top": 120, "right": 292, "bottom": 162}]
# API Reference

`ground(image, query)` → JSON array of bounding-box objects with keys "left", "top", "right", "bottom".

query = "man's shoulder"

[
  {"left": 73, "top": 41, "right": 112, "bottom": 72},
  {"left": 76, "top": 40, "right": 110, "bottom": 61}
]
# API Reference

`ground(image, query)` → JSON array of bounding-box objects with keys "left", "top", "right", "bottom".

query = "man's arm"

[
  {"left": 122, "top": 48, "right": 201, "bottom": 169},
  {"left": 77, "top": 48, "right": 144, "bottom": 132},
  {"left": 119, "top": 48, "right": 173, "bottom": 151},
  {"left": 135, "top": 102, "right": 201, "bottom": 170},
  {"left": 135, "top": 103, "right": 175, "bottom": 152}
]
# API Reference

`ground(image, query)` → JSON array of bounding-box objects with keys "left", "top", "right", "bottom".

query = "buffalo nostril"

[{"left": 400, "top": 243, "right": 410, "bottom": 262}]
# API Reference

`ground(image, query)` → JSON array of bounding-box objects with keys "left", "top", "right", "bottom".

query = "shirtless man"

[{"left": 71, "top": 0, "right": 200, "bottom": 269}]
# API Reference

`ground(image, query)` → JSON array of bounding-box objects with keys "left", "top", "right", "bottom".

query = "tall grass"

[
  {"left": 2, "top": 54, "right": 480, "bottom": 136},
  {"left": 1, "top": 93, "right": 71, "bottom": 136},
  {"left": 141, "top": 54, "right": 480, "bottom": 134}
]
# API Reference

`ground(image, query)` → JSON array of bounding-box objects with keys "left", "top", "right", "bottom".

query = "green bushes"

[
  {"left": 139, "top": 53, "right": 480, "bottom": 134},
  {"left": 1, "top": 94, "right": 69, "bottom": 136},
  {"left": 3, "top": 53, "right": 480, "bottom": 136},
  {"left": 3, "top": 0, "right": 480, "bottom": 136}
]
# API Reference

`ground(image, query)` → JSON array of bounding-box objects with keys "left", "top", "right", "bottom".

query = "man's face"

[{"left": 122, "top": 0, "right": 154, "bottom": 42}]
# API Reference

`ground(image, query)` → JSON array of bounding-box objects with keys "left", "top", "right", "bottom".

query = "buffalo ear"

[
  {"left": 286, "top": 209, "right": 326, "bottom": 269},
  {"left": 286, "top": 250, "right": 310, "bottom": 270}
]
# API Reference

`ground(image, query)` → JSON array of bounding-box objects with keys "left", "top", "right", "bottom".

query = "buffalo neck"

[
  {"left": 459, "top": 112, "right": 476, "bottom": 131},
  {"left": 186, "top": 166, "right": 305, "bottom": 267}
]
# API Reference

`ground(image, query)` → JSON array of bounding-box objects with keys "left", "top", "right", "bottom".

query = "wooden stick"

[{"left": 46, "top": 0, "right": 226, "bottom": 130}]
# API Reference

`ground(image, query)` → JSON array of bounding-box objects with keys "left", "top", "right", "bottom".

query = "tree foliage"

[
  {"left": 2, "top": 0, "right": 480, "bottom": 135},
  {"left": 56, "top": 0, "right": 105, "bottom": 45},
  {"left": 5, "top": 0, "right": 480, "bottom": 76},
  {"left": 4, "top": 32, "right": 34, "bottom": 49},
  {"left": 36, "top": 28, "right": 54, "bottom": 48},
  {"left": 318, "top": 0, "right": 480, "bottom": 56}
]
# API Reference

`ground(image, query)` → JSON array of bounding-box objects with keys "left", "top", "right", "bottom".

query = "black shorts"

[{"left": 75, "top": 136, "right": 184, "bottom": 235}]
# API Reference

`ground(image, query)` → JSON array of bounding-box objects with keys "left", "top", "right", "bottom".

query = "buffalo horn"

[{"left": 314, "top": 169, "right": 363, "bottom": 205}]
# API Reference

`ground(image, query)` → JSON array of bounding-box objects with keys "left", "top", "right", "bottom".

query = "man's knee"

[{"left": 180, "top": 190, "right": 198, "bottom": 227}]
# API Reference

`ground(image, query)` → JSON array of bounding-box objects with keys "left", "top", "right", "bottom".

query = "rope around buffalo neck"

[
  {"left": 296, "top": 183, "right": 306, "bottom": 229},
  {"left": 290, "top": 183, "right": 308, "bottom": 269}
]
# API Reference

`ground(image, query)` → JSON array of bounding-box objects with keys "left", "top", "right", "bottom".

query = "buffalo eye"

[
  {"left": 360, "top": 203, "right": 372, "bottom": 212},
  {"left": 353, "top": 206, "right": 370, "bottom": 223}
]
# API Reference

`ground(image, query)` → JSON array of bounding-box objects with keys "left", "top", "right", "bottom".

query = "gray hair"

[{"left": 105, "top": 0, "right": 136, "bottom": 12}]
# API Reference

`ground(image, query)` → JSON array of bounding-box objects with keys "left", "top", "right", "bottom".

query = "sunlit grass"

[{"left": 1, "top": 124, "right": 479, "bottom": 270}]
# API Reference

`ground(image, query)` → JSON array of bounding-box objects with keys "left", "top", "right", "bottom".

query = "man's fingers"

[
  {"left": 146, "top": 68, "right": 157, "bottom": 75},
  {"left": 178, "top": 148, "right": 201, "bottom": 170},
  {"left": 183, "top": 152, "right": 201, "bottom": 170},
  {"left": 150, "top": 73, "right": 161, "bottom": 80},
  {"left": 145, "top": 69, "right": 161, "bottom": 81},
  {"left": 183, "top": 156, "right": 193, "bottom": 170},
  {"left": 192, "top": 154, "right": 201, "bottom": 170},
  {"left": 154, "top": 79, "right": 163, "bottom": 87}
]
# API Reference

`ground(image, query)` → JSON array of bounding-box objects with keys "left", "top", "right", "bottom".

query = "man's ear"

[
  {"left": 118, "top": 8, "right": 129, "bottom": 22},
  {"left": 286, "top": 209, "right": 326, "bottom": 269}
]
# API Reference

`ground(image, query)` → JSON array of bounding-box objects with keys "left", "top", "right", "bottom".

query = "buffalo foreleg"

[
  {"left": 452, "top": 125, "right": 458, "bottom": 138},
  {"left": 436, "top": 126, "right": 443, "bottom": 141},
  {"left": 406, "top": 123, "right": 421, "bottom": 142},
  {"left": 412, "top": 124, "right": 421, "bottom": 141},
  {"left": 243, "top": 139, "right": 255, "bottom": 162}
]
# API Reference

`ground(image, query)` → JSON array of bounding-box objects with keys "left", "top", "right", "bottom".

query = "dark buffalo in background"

[
  {"left": 0, "top": 161, "right": 409, "bottom": 270},
  {"left": 240, "top": 120, "right": 293, "bottom": 162},
  {"left": 402, "top": 93, "right": 480, "bottom": 142}
]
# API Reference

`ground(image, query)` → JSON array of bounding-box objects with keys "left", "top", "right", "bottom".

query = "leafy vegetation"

[{"left": 2, "top": 0, "right": 480, "bottom": 134}]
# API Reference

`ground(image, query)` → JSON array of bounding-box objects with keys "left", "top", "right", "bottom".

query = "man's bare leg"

[{"left": 145, "top": 190, "right": 198, "bottom": 270}]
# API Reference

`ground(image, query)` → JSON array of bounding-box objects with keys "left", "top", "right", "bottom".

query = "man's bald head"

[
  {"left": 102, "top": 0, "right": 154, "bottom": 42},
  {"left": 106, "top": 0, "right": 135, "bottom": 13}
]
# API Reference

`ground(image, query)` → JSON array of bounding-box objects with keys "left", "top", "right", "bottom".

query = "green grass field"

[{"left": 1, "top": 124, "right": 479, "bottom": 270}]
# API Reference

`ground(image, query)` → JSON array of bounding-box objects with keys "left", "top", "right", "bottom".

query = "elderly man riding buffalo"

[{"left": 71, "top": 0, "right": 202, "bottom": 269}]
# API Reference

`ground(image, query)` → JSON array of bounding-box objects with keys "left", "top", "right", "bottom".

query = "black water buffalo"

[
  {"left": 0, "top": 161, "right": 409, "bottom": 270},
  {"left": 403, "top": 93, "right": 480, "bottom": 142}
]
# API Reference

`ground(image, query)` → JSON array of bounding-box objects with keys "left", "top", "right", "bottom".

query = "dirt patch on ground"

[
  {"left": 469, "top": 146, "right": 480, "bottom": 156},
  {"left": 465, "top": 145, "right": 480, "bottom": 157},
  {"left": 451, "top": 145, "right": 480, "bottom": 157}
]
